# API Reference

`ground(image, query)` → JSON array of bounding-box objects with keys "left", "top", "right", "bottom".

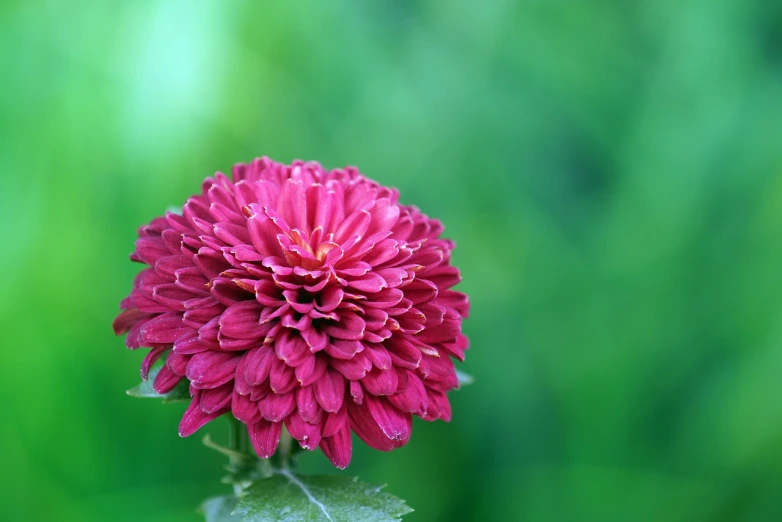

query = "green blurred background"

[{"left": 2, "top": 0, "right": 782, "bottom": 520}]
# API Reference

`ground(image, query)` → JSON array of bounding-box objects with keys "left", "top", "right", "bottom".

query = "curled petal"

[
  {"left": 153, "top": 364, "right": 183, "bottom": 394},
  {"left": 388, "top": 372, "right": 427, "bottom": 415},
  {"left": 154, "top": 255, "right": 191, "bottom": 278},
  {"left": 362, "top": 367, "right": 399, "bottom": 396},
  {"left": 350, "top": 381, "right": 364, "bottom": 405},
  {"left": 423, "top": 389, "right": 452, "bottom": 422},
  {"left": 366, "top": 395, "right": 412, "bottom": 443},
  {"left": 246, "top": 212, "right": 284, "bottom": 257},
  {"left": 366, "top": 198, "right": 400, "bottom": 237},
  {"left": 193, "top": 251, "right": 230, "bottom": 280},
  {"left": 322, "top": 311, "right": 365, "bottom": 341},
  {"left": 113, "top": 308, "right": 151, "bottom": 336},
  {"left": 300, "top": 326, "right": 328, "bottom": 352},
  {"left": 319, "top": 426, "right": 352, "bottom": 469},
  {"left": 324, "top": 339, "right": 363, "bottom": 360},
  {"left": 331, "top": 352, "right": 372, "bottom": 380},
  {"left": 179, "top": 394, "right": 227, "bottom": 437},
  {"left": 232, "top": 392, "right": 261, "bottom": 424},
  {"left": 200, "top": 383, "right": 233, "bottom": 414},
  {"left": 166, "top": 352, "right": 190, "bottom": 375},
  {"left": 296, "top": 385, "right": 323, "bottom": 424},
  {"left": 314, "top": 368, "right": 345, "bottom": 413},
  {"left": 362, "top": 238, "right": 399, "bottom": 267},
  {"left": 218, "top": 300, "right": 265, "bottom": 340},
  {"left": 422, "top": 265, "right": 461, "bottom": 290},
  {"left": 284, "top": 412, "right": 323, "bottom": 450},
  {"left": 347, "top": 272, "right": 387, "bottom": 293},
  {"left": 348, "top": 398, "right": 410, "bottom": 451},
  {"left": 275, "top": 330, "right": 311, "bottom": 367},
  {"left": 316, "top": 286, "right": 344, "bottom": 312},
  {"left": 323, "top": 402, "right": 348, "bottom": 437},
  {"left": 364, "top": 344, "right": 392, "bottom": 371},
  {"left": 404, "top": 278, "right": 438, "bottom": 305},
  {"left": 362, "top": 288, "right": 404, "bottom": 309},
  {"left": 249, "top": 419, "right": 282, "bottom": 459},
  {"left": 258, "top": 392, "right": 296, "bottom": 422},
  {"left": 334, "top": 209, "right": 370, "bottom": 244},
  {"left": 139, "top": 312, "right": 190, "bottom": 345},
  {"left": 186, "top": 351, "right": 240, "bottom": 389},
  {"left": 437, "top": 290, "right": 470, "bottom": 318},
  {"left": 295, "top": 354, "right": 328, "bottom": 387},
  {"left": 269, "top": 358, "right": 298, "bottom": 393},
  {"left": 244, "top": 346, "right": 274, "bottom": 386},
  {"left": 141, "top": 346, "right": 169, "bottom": 379},
  {"left": 385, "top": 336, "right": 422, "bottom": 369}
]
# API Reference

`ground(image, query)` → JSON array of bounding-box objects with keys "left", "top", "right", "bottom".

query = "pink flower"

[{"left": 113, "top": 157, "right": 469, "bottom": 468}]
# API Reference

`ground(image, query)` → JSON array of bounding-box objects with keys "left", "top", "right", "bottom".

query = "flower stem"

[
  {"left": 227, "top": 415, "right": 249, "bottom": 458},
  {"left": 223, "top": 416, "right": 255, "bottom": 495},
  {"left": 228, "top": 415, "right": 241, "bottom": 453},
  {"left": 278, "top": 427, "right": 293, "bottom": 469}
]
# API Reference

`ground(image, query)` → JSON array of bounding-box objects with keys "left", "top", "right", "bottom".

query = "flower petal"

[
  {"left": 186, "top": 351, "right": 239, "bottom": 389},
  {"left": 362, "top": 367, "right": 399, "bottom": 396},
  {"left": 350, "top": 381, "right": 364, "bottom": 405},
  {"left": 322, "top": 311, "right": 365, "bottom": 340},
  {"left": 140, "top": 346, "right": 169, "bottom": 379},
  {"left": 244, "top": 346, "right": 275, "bottom": 386},
  {"left": 232, "top": 391, "right": 261, "bottom": 424},
  {"left": 385, "top": 336, "right": 422, "bottom": 369},
  {"left": 114, "top": 308, "right": 151, "bottom": 336},
  {"left": 295, "top": 354, "right": 328, "bottom": 387},
  {"left": 258, "top": 392, "right": 296, "bottom": 422},
  {"left": 178, "top": 394, "right": 226, "bottom": 437},
  {"left": 324, "top": 339, "right": 363, "bottom": 360},
  {"left": 300, "top": 326, "right": 328, "bottom": 352},
  {"left": 347, "top": 272, "right": 387, "bottom": 293},
  {"left": 388, "top": 372, "right": 427, "bottom": 415},
  {"left": 295, "top": 385, "right": 323, "bottom": 424},
  {"left": 218, "top": 300, "right": 265, "bottom": 340},
  {"left": 139, "top": 312, "right": 190, "bottom": 345},
  {"left": 200, "top": 383, "right": 233, "bottom": 414},
  {"left": 246, "top": 211, "right": 284, "bottom": 258},
  {"left": 274, "top": 330, "right": 311, "bottom": 366},
  {"left": 269, "top": 358, "right": 297, "bottom": 393},
  {"left": 366, "top": 395, "right": 412, "bottom": 444},
  {"left": 319, "top": 426, "right": 352, "bottom": 469},
  {"left": 331, "top": 352, "right": 372, "bottom": 380},
  {"left": 423, "top": 389, "right": 452, "bottom": 422},
  {"left": 153, "top": 364, "right": 183, "bottom": 394},
  {"left": 284, "top": 412, "right": 322, "bottom": 450},
  {"left": 323, "top": 402, "right": 348, "bottom": 437},
  {"left": 348, "top": 399, "right": 399, "bottom": 451},
  {"left": 314, "top": 368, "right": 345, "bottom": 413},
  {"left": 364, "top": 344, "right": 392, "bottom": 371},
  {"left": 249, "top": 419, "right": 282, "bottom": 459}
]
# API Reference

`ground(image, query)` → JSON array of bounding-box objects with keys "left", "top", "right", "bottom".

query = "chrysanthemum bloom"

[{"left": 113, "top": 157, "right": 469, "bottom": 468}]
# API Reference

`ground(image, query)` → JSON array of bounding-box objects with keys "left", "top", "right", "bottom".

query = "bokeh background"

[{"left": 2, "top": 1, "right": 782, "bottom": 521}]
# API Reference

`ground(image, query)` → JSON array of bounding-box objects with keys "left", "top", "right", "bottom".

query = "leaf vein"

[{"left": 278, "top": 469, "right": 334, "bottom": 521}]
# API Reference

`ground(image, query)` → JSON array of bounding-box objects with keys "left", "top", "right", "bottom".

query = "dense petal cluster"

[{"left": 113, "top": 157, "right": 469, "bottom": 468}]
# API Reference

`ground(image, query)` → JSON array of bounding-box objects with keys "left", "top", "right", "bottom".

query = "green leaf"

[
  {"left": 126, "top": 366, "right": 190, "bottom": 403},
  {"left": 234, "top": 470, "right": 413, "bottom": 522},
  {"left": 200, "top": 495, "right": 243, "bottom": 522},
  {"left": 455, "top": 369, "right": 474, "bottom": 387}
]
